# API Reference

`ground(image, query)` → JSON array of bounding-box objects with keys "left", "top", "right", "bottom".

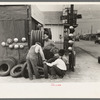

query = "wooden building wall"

[{"left": 0, "top": 5, "right": 31, "bottom": 60}]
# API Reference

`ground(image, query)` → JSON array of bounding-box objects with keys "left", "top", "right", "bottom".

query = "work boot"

[
  {"left": 29, "top": 76, "right": 33, "bottom": 80},
  {"left": 59, "top": 75, "right": 64, "bottom": 79}
]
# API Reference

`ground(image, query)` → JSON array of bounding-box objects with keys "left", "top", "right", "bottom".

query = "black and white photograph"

[
  {"left": 0, "top": 2, "right": 100, "bottom": 98},
  {"left": 0, "top": 3, "right": 100, "bottom": 82}
]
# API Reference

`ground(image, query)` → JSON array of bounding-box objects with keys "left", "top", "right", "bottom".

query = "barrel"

[{"left": 0, "top": 57, "right": 17, "bottom": 76}]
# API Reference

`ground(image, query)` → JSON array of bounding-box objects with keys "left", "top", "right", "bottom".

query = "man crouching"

[
  {"left": 26, "top": 42, "right": 46, "bottom": 80},
  {"left": 45, "top": 49, "right": 68, "bottom": 79}
]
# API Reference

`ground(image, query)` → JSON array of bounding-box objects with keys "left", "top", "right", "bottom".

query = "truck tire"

[
  {"left": 38, "top": 66, "right": 44, "bottom": 75},
  {"left": 43, "top": 63, "right": 48, "bottom": 79},
  {"left": 21, "top": 62, "right": 29, "bottom": 78},
  {"left": 30, "top": 30, "right": 44, "bottom": 47},
  {"left": 0, "top": 57, "right": 17, "bottom": 76},
  {"left": 10, "top": 64, "right": 23, "bottom": 77}
]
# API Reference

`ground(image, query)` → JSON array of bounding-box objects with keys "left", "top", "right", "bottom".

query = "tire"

[
  {"left": 0, "top": 57, "right": 17, "bottom": 76},
  {"left": 38, "top": 66, "right": 44, "bottom": 75},
  {"left": 37, "top": 54, "right": 43, "bottom": 67},
  {"left": 30, "top": 30, "right": 44, "bottom": 47},
  {"left": 10, "top": 64, "right": 23, "bottom": 77},
  {"left": 43, "top": 63, "right": 48, "bottom": 79},
  {"left": 21, "top": 62, "right": 29, "bottom": 78}
]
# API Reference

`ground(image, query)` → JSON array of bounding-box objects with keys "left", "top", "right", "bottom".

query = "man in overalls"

[{"left": 26, "top": 42, "right": 46, "bottom": 80}]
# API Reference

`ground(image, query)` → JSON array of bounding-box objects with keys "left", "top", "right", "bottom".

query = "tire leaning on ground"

[
  {"left": 10, "top": 64, "right": 23, "bottom": 78},
  {"left": 21, "top": 62, "right": 29, "bottom": 78},
  {"left": 43, "top": 63, "right": 48, "bottom": 79},
  {"left": 0, "top": 57, "right": 17, "bottom": 76},
  {"left": 30, "top": 30, "right": 44, "bottom": 47}
]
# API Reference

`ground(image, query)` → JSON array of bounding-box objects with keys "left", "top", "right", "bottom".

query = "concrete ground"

[{"left": 0, "top": 46, "right": 100, "bottom": 83}]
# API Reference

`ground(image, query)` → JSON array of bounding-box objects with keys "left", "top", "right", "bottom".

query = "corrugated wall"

[{"left": 0, "top": 5, "right": 30, "bottom": 60}]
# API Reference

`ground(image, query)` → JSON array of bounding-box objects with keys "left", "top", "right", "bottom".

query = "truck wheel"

[
  {"left": 21, "top": 62, "right": 29, "bottom": 78},
  {"left": 38, "top": 66, "right": 44, "bottom": 75}
]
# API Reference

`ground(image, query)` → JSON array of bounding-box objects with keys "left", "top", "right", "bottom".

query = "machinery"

[{"left": 61, "top": 4, "right": 82, "bottom": 71}]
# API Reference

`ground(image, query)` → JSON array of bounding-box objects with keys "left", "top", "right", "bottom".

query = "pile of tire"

[
  {"left": 21, "top": 62, "right": 48, "bottom": 79},
  {"left": 0, "top": 57, "right": 48, "bottom": 79},
  {"left": 0, "top": 57, "right": 25, "bottom": 78}
]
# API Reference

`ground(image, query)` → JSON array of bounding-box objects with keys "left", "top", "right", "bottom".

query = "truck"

[{"left": 95, "top": 33, "right": 100, "bottom": 44}]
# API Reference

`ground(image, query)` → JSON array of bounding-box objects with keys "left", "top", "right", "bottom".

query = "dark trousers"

[
  {"left": 50, "top": 66, "right": 66, "bottom": 78},
  {"left": 47, "top": 56, "right": 58, "bottom": 75},
  {"left": 26, "top": 58, "right": 40, "bottom": 80}
]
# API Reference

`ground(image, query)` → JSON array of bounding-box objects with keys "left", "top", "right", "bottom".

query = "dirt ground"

[{"left": 0, "top": 47, "right": 100, "bottom": 83}]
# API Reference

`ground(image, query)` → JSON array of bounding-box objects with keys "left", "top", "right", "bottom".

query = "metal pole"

[
  {"left": 70, "top": 4, "right": 74, "bottom": 26},
  {"left": 68, "top": 4, "right": 75, "bottom": 71}
]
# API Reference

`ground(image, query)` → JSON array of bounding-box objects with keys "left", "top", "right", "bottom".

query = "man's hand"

[{"left": 43, "top": 59, "right": 47, "bottom": 64}]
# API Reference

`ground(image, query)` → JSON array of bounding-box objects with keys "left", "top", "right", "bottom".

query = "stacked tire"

[{"left": 30, "top": 30, "right": 44, "bottom": 47}]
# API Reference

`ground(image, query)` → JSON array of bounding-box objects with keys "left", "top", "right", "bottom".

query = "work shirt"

[
  {"left": 43, "top": 39, "right": 55, "bottom": 50},
  {"left": 62, "top": 55, "right": 69, "bottom": 65},
  {"left": 46, "top": 58, "right": 67, "bottom": 70},
  {"left": 26, "top": 44, "right": 45, "bottom": 61}
]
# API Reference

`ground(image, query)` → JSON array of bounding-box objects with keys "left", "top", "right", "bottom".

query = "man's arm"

[
  {"left": 46, "top": 59, "right": 58, "bottom": 67},
  {"left": 39, "top": 46, "right": 46, "bottom": 61}
]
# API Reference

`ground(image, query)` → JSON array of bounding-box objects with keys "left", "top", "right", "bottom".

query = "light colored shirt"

[
  {"left": 27, "top": 44, "right": 45, "bottom": 61},
  {"left": 62, "top": 55, "right": 69, "bottom": 65},
  {"left": 46, "top": 58, "right": 67, "bottom": 70}
]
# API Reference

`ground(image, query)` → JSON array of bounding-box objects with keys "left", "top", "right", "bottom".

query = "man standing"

[{"left": 26, "top": 42, "right": 46, "bottom": 80}]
